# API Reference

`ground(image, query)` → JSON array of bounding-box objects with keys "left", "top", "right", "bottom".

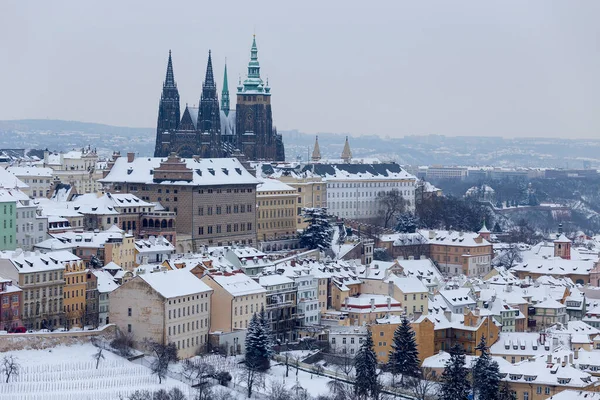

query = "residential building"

[
  {"left": 0, "top": 189, "right": 17, "bottom": 251},
  {"left": 0, "top": 249, "right": 69, "bottom": 330},
  {"left": 200, "top": 271, "right": 266, "bottom": 335},
  {"left": 84, "top": 270, "right": 99, "bottom": 327},
  {"left": 370, "top": 317, "right": 436, "bottom": 364},
  {"left": 7, "top": 166, "right": 54, "bottom": 198},
  {"left": 15, "top": 192, "right": 48, "bottom": 251},
  {"left": 109, "top": 268, "right": 213, "bottom": 358},
  {"left": 134, "top": 236, "right": 175, "bottom": 265},
  {"left": 93, "top": 269, "right": 119, "bottom": 325},
  {"left": 339, "top": 294, "right": 403, "bottom": 326},
  {"left": 256, "top": 178, "right": 297, "bottom": 243},
  {"left": 35, "top": 228, "right": 136, "bottom": 270},
  {"left": 100, "top": 153, "right": 259, "bottom": 251},
  {"left": 328, "top": 326, "right": 367, "bottom": 357},
  {"left": 533, "top": 298, "right": 567, "bottom": 331},
  {"left": 0, "top": 276, "right": 22, "bottom": 331},
  {"left": 62, "top": 253, "right": 87, "bottom": 328},
  {"left": 425, "top": 229, "right": 493, "bottom": 276},
  {"left": 42, "top": 148, "right": 104, "bottom": 194},
  {"left": 258, "top": 274, "right": 299, "bottom": 341},
  {"left": 278, "top": 265, "right": 320, "bottom": 326}
]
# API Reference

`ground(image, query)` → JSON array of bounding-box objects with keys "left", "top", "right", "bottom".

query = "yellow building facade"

[
  {"left": 256, "top": 179, "right": 298, "bottom": 242},
  {"left": 63, "top": 258, "right": 87, "bottom": 328}
]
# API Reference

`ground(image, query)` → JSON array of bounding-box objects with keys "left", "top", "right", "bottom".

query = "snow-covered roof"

[
  {"left": 139, "top": 268, "right": 212, "bottom": 298},
  {"left": 258, "top": 274, "right": 294, "bottom": 287},
  {"left": 340, "top": 294, "right": 403, "bottom": 314},
  {"left": 417, "top": 229, "right": 491, "bottom": 248},
  {"left": 0, "top": 168, "right": 28, "bottom": 189},
  {"left": 7, "top": 166, "right": 53, "bottom": 178},
  {"left": 423, "top": 351, "right": 511, "bottom": 370},
  {"left": 93, "top": 269, "right": 119, "bottom": 294},
  {"left": 100, "top": 157, "right": 259, "bottom": 186},
  {"left": 35, "top": 230, "right": 132, "bottom": 251},
  {"left": 512, "top": 257, "right": 594, "bottom": 277},
  {"left": 489, "top": 332, "right": 553, "bottom": 357},
  {"left": 135, "top": 236, "right": 175, "bottom": 253},
  {"left": 439, "top": 288, "right": 476, "bottom": 307},
  {"left": 209, "top": 272, "right": 267, "bottom": 297},
  {"left": 257, "top": 178, "right": 295, "bottom": 193},
  {"left": 534, "top": 298, "right": 566, "bottom": 310},
  {"left": 547, "top": 391, "right": 600, "bottom": 400},
  {"left": 388, "top": 276, "right": 428, "bottom": 294},
  {"left": 0, "top": 188, "right": 30, "bottom": 202},
  {"left": 0, "top": 250, "right": 79, "bottom": 273}
]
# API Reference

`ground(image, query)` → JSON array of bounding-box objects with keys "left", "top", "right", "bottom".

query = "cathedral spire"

[
  {"left": 311, "top": 135, "right": 321, "bottom": 162},
  {"left": 341, "top": 136, "right": 352, "bottom": 163},
  {"left": 204, "top": 50, "right": 216, "bottom": 88},
  {"left": 221, "top": 61, "right": 230, "bottom": 116},
  {"left": 165, "top": 50, "right": 176, "bottom": 87},
  {"left": 239, "top": 35, "right": 268, "bottom": 95}
]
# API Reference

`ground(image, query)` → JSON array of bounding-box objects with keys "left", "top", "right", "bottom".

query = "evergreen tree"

[
  {"left": 498, "top": 381, "right": 516, "bottom": 400},
  {"left": 387, "top": 318, "right": 421, "bottom": 386},
  {"left": 472, "top": 335, "right": 500, "bottom": 400},
  {"left": 245, "top": 313, "right": 272, "bottom": 371},
  {"left": 395, "top": 212, "right": 419, "bottom": 233},
  {"left": 440, "top": 344, "right": 470, "bottom": 400},
  {"left": 258, "top": 305, "right": 274, "bottom": 358},
  {"left": 299, "top": 208, "right": 334, "bottom": 250},
  {"left": 354, "top": 330, "right": 379, "bottom": 400}
]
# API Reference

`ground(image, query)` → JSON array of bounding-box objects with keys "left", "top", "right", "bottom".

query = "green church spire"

[
  {"left": 239, "top": 35, "right": 269, "bottom": 95},
  {"left": 221, "top": 61, "right": 230, "bottom": 116}
]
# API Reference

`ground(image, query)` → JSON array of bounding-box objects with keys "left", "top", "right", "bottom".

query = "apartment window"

[
  {"left": 128, "top": 307, "right": 132, "bottom": 317},
  {"left": 198, "top": 207, "right": 203, "bottom": 215},
  {"left": 127, "top": 324, "right": 132, "bottom": 333},
  {"left": 198, "top": 227, "right": 204, "bottom": 235},
  {"left": 523, "top": 392, "right": 529, "bottom": 400}
]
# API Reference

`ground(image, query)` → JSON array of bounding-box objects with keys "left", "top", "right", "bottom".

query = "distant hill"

[
  {"left": 0, "top": 119, "right": 155, "bottom": 156},
  {"left": 1, "top": 119, "right": 599, "bottom": 168}
]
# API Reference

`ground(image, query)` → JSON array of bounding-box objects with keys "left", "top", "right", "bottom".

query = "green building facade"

[{"left": 0, "top": 199, "right": 16, "bottom": 251}]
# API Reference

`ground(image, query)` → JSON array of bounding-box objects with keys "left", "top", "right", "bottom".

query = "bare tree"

[
  {"left": 92, "top": 347, "right": 105, "bottom": 369},
  {"left": 182, "top": 357, "right": 215, "bottom": 385},
  {"left": 332, "top": 347, "right": 354, "bottom": 380},
  {"left": 493, "top": 244, "right": 523, "bottom": 269},
  {"left": 1, "top": 355, "right": 20, "bottom": 383},
  {"left": 145, "top": 340, "right": 179, "bottom": 384},
  {"left": 377, "top": 189, "right": 407, "bottom": 229},
  {"left": 267, "top": 380, "right": 291, "bottom": 400},
  {"left": 407, "top": 367, "right": 439, "bottom": 400},
  {"left": 241, "top": 359, "right": 265, "bottom": 399}
]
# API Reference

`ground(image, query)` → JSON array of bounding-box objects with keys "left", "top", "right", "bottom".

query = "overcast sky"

[{"left": 1, "top": 1, "right": 599, "bottom": 138}]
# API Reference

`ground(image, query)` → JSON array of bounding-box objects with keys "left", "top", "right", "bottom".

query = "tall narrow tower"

[
  {"left": 221, "top": 62, "right": 230, "bottom": 116},
  {"left": 155, "top": 50, "right": 181, "bottom": 157},
  {"left": 311, "top": 136, "right": 321, "bottom": 162},
  {"left": 235, "top": 35, "right": 284, "bottom": 161},
  {"left": 197, "top": 50, "right": 221, "bottom": 157}
]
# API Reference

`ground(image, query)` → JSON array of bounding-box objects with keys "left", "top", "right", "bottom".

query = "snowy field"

[{"left": 0, "top": 343, "right": 192, "bottom": 400}]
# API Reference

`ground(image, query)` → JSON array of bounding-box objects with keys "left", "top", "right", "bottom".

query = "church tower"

[
  {"left": 154, "top": 50, "right": 181, "bottom": 157},
  {"left": 235, "top": 35, "right": 284, "bottom": 161},
  {"left": 341, "top": 136, "right": 352, "bottom": 163},
  {"left": 311, "top": 136, "right": 321, "bottom": 162},
  {"left": 197, "top": 50, "right": 221, "bottom": 157}
]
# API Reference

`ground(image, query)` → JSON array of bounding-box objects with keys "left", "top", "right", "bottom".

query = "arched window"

[
  {"left": 161, "top": 220, "right": 167, "bottom": 228},
  {"left": 142, "top": 219, "right": 148, "bottom": 228}
]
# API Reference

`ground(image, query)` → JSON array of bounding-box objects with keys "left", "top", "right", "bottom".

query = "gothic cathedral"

[{"left": 154, "top": 36, "right": 285, "bottom": 161}]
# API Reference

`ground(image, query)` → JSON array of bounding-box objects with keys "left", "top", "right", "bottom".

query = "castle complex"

[{"left": 154, "top": 36, "right": 285, "bottom": 161}]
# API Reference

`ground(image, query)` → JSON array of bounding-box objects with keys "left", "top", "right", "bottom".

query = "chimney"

[
  {"left": 546, "top": 354, "right": 552, "bottom": 364},
  {"left": 444, "top": 310, "right": 452, "bottom": 322},
  {"left": 574, "top": 349, "right": 579, "bottom": 359},
  {"left": 127, "top": 153, "right": 135, "bottom": 163},
  {"left": 569, "top": 353, "right": 573, "bottom": 364}
]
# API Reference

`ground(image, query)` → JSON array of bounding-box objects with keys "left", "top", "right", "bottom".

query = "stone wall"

[{"left": 0, "top": 324, "right": 117, "bottom": 352}]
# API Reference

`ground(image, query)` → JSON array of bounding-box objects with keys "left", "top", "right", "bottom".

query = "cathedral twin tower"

[{"left": 154, "top": 36, "right": 285, "bottom": 161}]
